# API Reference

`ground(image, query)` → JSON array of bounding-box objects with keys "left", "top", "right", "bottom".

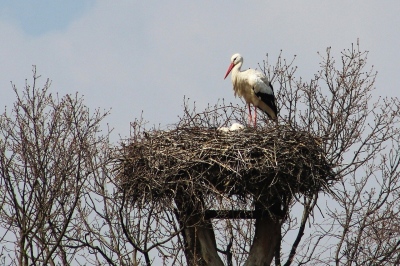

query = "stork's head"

[{"left": 224, "top": 53, "right": 243, "bottom": 79}]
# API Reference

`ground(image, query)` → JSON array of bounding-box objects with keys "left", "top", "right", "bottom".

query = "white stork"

[{"left": 224, "top": 53, "right": 278, "bottom": 126}]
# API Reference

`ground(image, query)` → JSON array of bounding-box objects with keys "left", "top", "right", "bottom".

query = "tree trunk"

[
  {"left": 244, "top": 215, "right": 281, "bottom": 266},
  {"left": 175, "top": 197, "right": 224, "bottom": 266},
  {"left": 196, "top": 218, "right": 224, "bottom": 266}
]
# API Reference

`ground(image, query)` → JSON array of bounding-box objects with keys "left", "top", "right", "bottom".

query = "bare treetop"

[{"left": 1, "top": 43, "right": 400, "bottom": 265}]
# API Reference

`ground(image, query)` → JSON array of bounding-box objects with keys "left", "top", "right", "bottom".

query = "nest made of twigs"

[{"left": 115, "top": 118, "right": 335, "bottom": 205}]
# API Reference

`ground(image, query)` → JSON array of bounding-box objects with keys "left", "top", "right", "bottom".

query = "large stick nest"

[{"left": 115, "top": 105, "right": 336, "bottom": 206}]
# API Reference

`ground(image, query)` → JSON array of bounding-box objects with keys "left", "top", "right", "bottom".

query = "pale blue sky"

[
  {"left": 0, "top": 0, "right": 95, "bottom": 35},
  {"left": 0, "top": 1, "right": 399, "bottom": 139}
]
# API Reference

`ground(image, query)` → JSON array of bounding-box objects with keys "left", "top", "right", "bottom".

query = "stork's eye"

[{"left": 233, "top": 57, "right": 237, "bottom": 62}]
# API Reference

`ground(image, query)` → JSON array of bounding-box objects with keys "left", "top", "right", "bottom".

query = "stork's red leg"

[
  {"left": 248, "top": 103, "right": 252, "bottom": 125},
  {"left": 255, "top": 106, "right": 257, "bottom": 127}
]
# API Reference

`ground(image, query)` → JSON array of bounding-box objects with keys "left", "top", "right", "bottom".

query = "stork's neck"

[{"left": 231, "top": 61, "right": 243, "bottom": 79}]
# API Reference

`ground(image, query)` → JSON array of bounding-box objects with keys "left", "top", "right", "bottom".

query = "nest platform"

[{"left": 115, "top": 123, "right": 335, "bottom": 207}]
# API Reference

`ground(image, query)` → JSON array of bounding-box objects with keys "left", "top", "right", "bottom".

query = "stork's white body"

[
  {"left": 230, "top": 67, "right": 275, "bottom": 112},
  {"left": 224, "top": 53, "right": 277, "bottom": 125}
]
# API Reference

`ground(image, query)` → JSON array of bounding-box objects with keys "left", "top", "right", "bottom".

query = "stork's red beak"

[{"left": 224, "top": 63, "right": 234, "bottom": 79}]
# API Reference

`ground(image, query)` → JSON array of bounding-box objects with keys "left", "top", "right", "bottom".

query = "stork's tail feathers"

[{"left": 256, "top": 96, "right": 278, "bottom": 120}]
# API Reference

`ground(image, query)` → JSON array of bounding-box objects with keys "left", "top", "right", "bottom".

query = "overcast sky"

[{"left": 0, "top": 1, "right": 399, "bottom": 140}]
